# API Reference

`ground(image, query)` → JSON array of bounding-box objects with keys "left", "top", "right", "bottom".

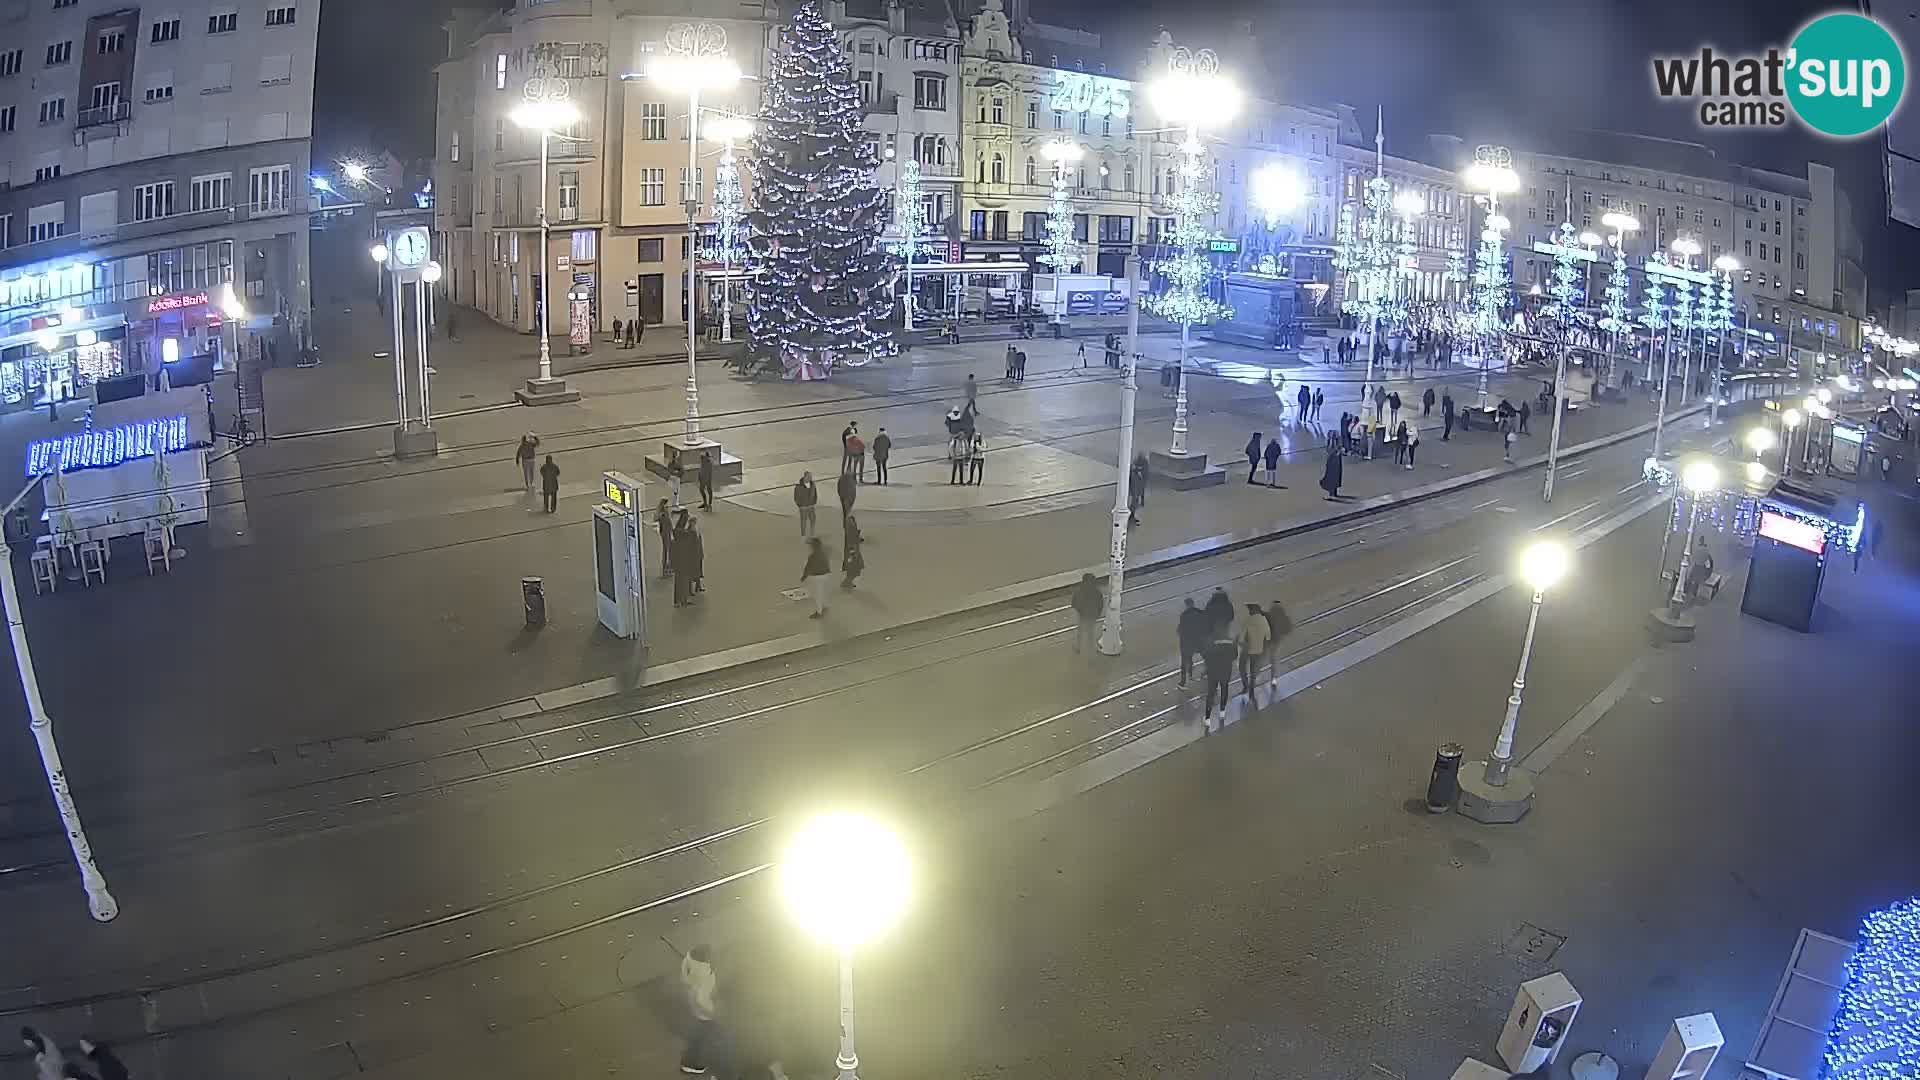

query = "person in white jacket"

[{"left": 680, "top": 946, "right": 718, "bottom": 1075}]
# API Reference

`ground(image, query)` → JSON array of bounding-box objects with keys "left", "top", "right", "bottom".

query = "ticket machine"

[{"left": 594, "top": 470, "right": 648, "bottom": 639}]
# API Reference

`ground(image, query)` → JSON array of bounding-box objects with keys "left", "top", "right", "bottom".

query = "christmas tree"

[{"left": 746, "top": 1, "right": 894, "bottom": 379}]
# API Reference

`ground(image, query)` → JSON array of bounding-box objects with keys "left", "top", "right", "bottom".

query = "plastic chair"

[{"left": 30, "top": 549, "right": 57, "bottom": 595}]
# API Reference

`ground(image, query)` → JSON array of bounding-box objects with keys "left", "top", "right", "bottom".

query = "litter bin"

[
  {"left": 1426, "top": 742, "right": 1464, "bottom": 813},
  {"left": 522, "top": 576, "right": 547, "bottom": 627}
]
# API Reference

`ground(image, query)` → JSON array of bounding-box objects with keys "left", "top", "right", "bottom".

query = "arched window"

[
  {"left": 1025, "top": 157, "right": 1036, "bottom": 185},
  {"left": 1101, "top": 163, "right": 1111, "bottom": 189},
  {"left": 976, "top": 154, "right": 986, "bottom": 184},
  {"left": 991, "top": 153, "right": 1004, "bottom": 184},
  {"left": 991, "top": 96, "right": 1005, "bottom": 124},
  {"left": 1166, "top": 167, "right": 1177, "bottom": 196},
  {"left": 1124, "top": 164, "right": 1134, "bottom": 191}
]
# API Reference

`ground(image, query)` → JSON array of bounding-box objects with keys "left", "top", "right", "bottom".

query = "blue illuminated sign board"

[{"left": 27, "top": 415, "right": 192, "bottom": 476}]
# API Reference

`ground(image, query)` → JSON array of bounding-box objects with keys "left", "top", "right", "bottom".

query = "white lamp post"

[
  {"left": 1462, "top": 146, "right": 1519, "bottom": 412},
  {"left": 1670, "top": 236, "right": 1703, "bottom": 405},
  {"left": 1485, "top": 540, "right": 1568, "bottom": 787},
  {"left": 1666, "top": 460, "right": 1719, "bottom": 617},
  {"left": 781, "top": 813, "right": 911, "bottom": 1080},
  {"left": 1598, "top": 212, "right": 1639, "bottom": 387},
  {"left": 705, "top": 112, "right": 753, "bottom": 345},
  {"left": 1710, "top": 254, "right": 1741, "bottom": 427},
  {"left": 509, "top": 98, "right": 583, "bottom": 391},
  {"left": 652, "top": 23, "right": 741, "bottom": 451},
  {"left": 1039, "top": 139, "right": 1085, "bottom": 328}
]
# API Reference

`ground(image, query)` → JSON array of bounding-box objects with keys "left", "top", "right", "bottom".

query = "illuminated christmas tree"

[
  {"left": 1147, "top": 138, "right": 1231, "bottom": 328},
  {"left": 1639, "top": 252, "right": 1670, "bottom": 382},
  {"left": 1543, "top": 221, "right": 1582, "bottom": 326},
  {"left": 745, "top": 1, "right": 894, "bottom": 379},
  {"left": 1598, "top": 242, "right": 1632, "bottom": 336}
]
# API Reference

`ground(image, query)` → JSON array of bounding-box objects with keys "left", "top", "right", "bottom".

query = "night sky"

[{"left": 311, "top": 0, "right": 1920, "bottom": 306}]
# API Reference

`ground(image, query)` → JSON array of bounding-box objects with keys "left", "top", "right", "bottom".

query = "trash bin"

[
  {"left": 1426, "top": 742, "right": 1464, "bottom": 812},
  {"left": 522, "top": 576, "right": 547, "bottom": 627}
]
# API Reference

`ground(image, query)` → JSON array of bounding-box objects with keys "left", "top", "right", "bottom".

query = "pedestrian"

[
  {"left": 1203, "top": 585, "right": 1235, "bottom": 638},
  {"left": 1004, "top": 343, "right": 1017, "bottom": 381},
  {"left": 1404, "top": 418, "right": 1420, "bottom": 468},
  {"left": 516, "top": 433, "right": 540, "bottom": 493},
  {"left": 1296, "top": 383, "right": 1311, "bottom": 423},
  {"left": 78, "top": 1039, "right": 129, "bottom": 1080},
  {"left": 1014, "top": 348, "right": 1028, "bottom": 382},
  {"left": 22, "top": 1027, "right": 65, "bottom": 1080},
  {"left": 668, "top": 455, "right": 685, "bottom": 509},
  {"left": 1320, "top": 440, "right": 1344, "bottom": 499},
  {"left": 656, "top": 498, "right": 675, "bottom": 577},
  {"left": 612, "top": 317, "right": 624, "bottom": 345},
  {"left": 949, "top": 434, "right": 968, "bottom": 484},
  {"left": 1263, "top": 599, "right": 1291, "bottom": 687},
  {"left": 836, "top": 468, "right": 856, "bottom": 522},
  {"left": 1237, "top": 602, "right": 1271, "bottom": 707},
  {"left": 1077, "top": 341, "right": 1087, "bottom": 368},
  {"left": 968, "top": 431, "right": 987, "bottom": 484},
  {"left": 964, "top": 373, "right": 978, "bottom": 412},
  {"left": 840, "top": 420, "right": 859, "bottom": 477},
  {"left": 802, "top": 537, "right": 832, "bottom": 618},
  {"left": 1423, "top": 386, "right": 1435, "bottom": 416},
  {"left": 1685, "top": 538, "right": 1715, "bottom": 597},
  {"left": 680, "top": 946, "right": 718, "bottom": 1075},
  {"left": 1372, "top": 384, "right": 1387, "bottom": 423},
  {"left": 1245, "top": 432, "right": 1264, "bottom": 484},
  {"left": 697, "top": 451, "right": 715, "bottom": 510},
  {"left": 633, "top": 315, "right": 645, "bottom": 346},
  {"left": 1263, "top": 435, "right": 1282, "bottom": 486},
  {"left": 871, "top": 427, "right": 892, "bottom": 485},
  {"left": 672, "top": 516, "right": 703, "bottom": 606},
  {"left": 1312, "top": 387, "right": 1324, "bottom": 421},
  {"left": 1502, "top": 421, "right": 1516, "bottom": 463},
  {"left": 1070, "top": 572, "right": 1103, "bottom": 654},
  {"left": 1442, "top": 392, "right": 1455, "bottom": 441},
  {"left": 1393, "top": 420, "right": 1409, "bottom": 465},
  {"left": 794, "top": 472, "right": 818, "bottom": 538},
  {"left": 1176, "top": 597, "right": 1207, "bottom": 687},
  {"left": 1518, "top": 399, "right": 1531, "bottom": 434},
  {"left": 1201, "top": 629, "right": 1237, "bottom": 725},
  {"left": 847, "top": 428, "right": 867, "bottom": 483},
  {"left": 538, "top": 454, "right": 560, "bottom": 513},
  {"left": 842, "top": 513, "right": 865, "bottom": 589},
  {"left": 1388, "top": 390, "right": 1402, "bottom": 432}
]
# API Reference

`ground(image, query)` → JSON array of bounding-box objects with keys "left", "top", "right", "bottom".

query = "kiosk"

[
  {"left": 1739, "top": 480, "right": 1863, "bottom": 634},
  {"left": 1496, "top": 972, "right": 1580, "bottom": 1074},
  {"left": 593, "top": 470, "right": 647, "bottom": 640}
]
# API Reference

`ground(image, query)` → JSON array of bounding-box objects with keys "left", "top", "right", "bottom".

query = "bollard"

[
  {"left": 522, "top": 576, "right": 547, "bottom": 627},
  {"left": 1426, "top": 742, "right": 1465, "bottom": 813}
]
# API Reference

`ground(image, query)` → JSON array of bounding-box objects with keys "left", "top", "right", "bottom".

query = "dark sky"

[{"left": 312, "top": 0, "right": 1920, "bottom": 307}]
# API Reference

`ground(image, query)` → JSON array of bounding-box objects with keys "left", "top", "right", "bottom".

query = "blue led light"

[
  {"left": 1823, "top": 897, "right": 1920, "bottom": 1080},
  {"left": 26, "top": 415, "right": 193, "bottom": 476}
]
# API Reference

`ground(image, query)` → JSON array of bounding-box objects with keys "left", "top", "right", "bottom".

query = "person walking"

[
  {"left": 516, "top": 433, "right": 540, "bottom": 493},
  {"left": 964, "top": 372, "right": 978, "bottom": 413},
  {"left": 1127, "top": 454, "right": 1148, "bottom": 527},
  {"left": 680, "top": 946, "right": 718, "bottom": 1075},
  {"left": 1203, "top": 585, "right": 1235, "bottom": 638},
  {"left": 538, "top": 455, "right": 561, "bottom": 513},
  {"left": 1393, "top": 420, "right": 1409, "bottom": 466},
  {"left": 1263, "top": 599, "right": 1291, "bottom": 689},
  {"left": 841, "top": 514, "right": 865, "bottom": 589},
  {"left": 697, "top": 451, "right": 715, "bottom": 511},
  {"left": 1015, "top": 348, "right": 1028, "bottom": 382},
  {"left": 1263, "top": 435, "right": 1282, "bottom": 487},
  {"left": 1422, "top": 386, "right": 1435, "bottom": 417},
  {"left": 1176, "top": 597, "right": 1207, "bottom": 687},
  {"left": 78, "top": 1038, "right": 129, "bottom": 1080},
  {"left": 1320, "top": 440, "right": 1344, "bottom": 500},
  {"left": 1518, "top": 399, "right": 1532, "bottom": 435},
  {"left": 1403, "top": 417, "right": 1420, "bottom": 469},
  {"left": 656, "top": 498, "right": 675, "bottom": 577},
  {"left": 794, "top": 472, "right": 818, "bottom": 538},
  {"left": 846, "top": 428, "right": 867, "bottom": 483},
  {"left": 1077, "top": 341, "right": 1088, "bottom": 368},
  {"left": 1502, "top": 420, "right": 1516, "bottom": 463},
  {"left": 1201, "top": 629, "right": 1238, "bottom": 727},
  {"left": 871, "top": 428, "right": 892, "bottom": 485},
  {"left": 1296, "top": 383, "right": 1311, "bottom": 424},
  {"left": 1387, "top": 390, "right": 1402, "bottom": 433},
  {"left": 1070, "top": 572, "right": 1103, "bottom": 655},
  {"left": 668, "top": 455, "right": 685, "bottom": 509},
  {"left": 1245, "top": 432, "right": 1264, "bottom": 484},
  {"left": 968, "top": 432, "right": 987, "bottom": 485},
  {"left": 802, "top": 537, "right": 833, "bottom": 618},
  {"left": 949, "top": 434, "right": 968, "bottom": 485},
  {"left": 1312, "top": 387, "right": 1325, "bottom": 422},
  {"left": 836, "top": 468, "right": 857, "bottom": 522},
  {"left": 1441, "top": 391, "right": 1455, "bottom": 441},
  {"left": 1004, "top": 343, "right": 1017, "bottom": 381},
  {"left": 22, "top": 1027, "right": 65, "bottom": 1080},
  {"left": 1237, "top": 602, "right": 1271, "bottom": 708},
  {"left": 1372, "top": 384, "right": 1388, "bottom": 424}
]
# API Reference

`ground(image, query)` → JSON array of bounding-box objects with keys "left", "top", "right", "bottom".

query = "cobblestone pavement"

[{"left": 0, "top": 414, "right": 1823, "bottom": 1080}]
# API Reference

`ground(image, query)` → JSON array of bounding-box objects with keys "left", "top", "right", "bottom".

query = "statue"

[{"left": 964, "top": 0, "right": 1015, "bottom": 59}]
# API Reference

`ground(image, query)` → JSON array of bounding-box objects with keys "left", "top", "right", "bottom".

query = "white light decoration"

[
  {"left": 1038, "top": 140, "right": 1082, "bottom": 277},
  {"left": 1822, "top": 896, "right": 1920, "bottom": 1080},
  {"left": 885, "top": 157, "right": 931, "bottom": 330},
  {"left": 1251, "top": 163, "right": 1305, "bottom": 229},
  {"left": 1147, "top": 137, "right": 1232, "bottom": 327},
  {"left": 1543, "top": 221, "right": 1583, "bottom": 325},
  {"left": 1639, "top": 251, "right": 1670, "bottom": 383}
]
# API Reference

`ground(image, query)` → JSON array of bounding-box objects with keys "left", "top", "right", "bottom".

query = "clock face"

[{"left": 393, "top": 229, "right": 430, "bottom": 267}]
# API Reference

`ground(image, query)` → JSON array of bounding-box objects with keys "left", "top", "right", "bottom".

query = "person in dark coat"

[
  {"left": 871, "top": 428, "right": 892, "bottom": 485},
  {"left": 802, "top": 538, "right": 832, "bottom": 617},
  {"left": 1518, "top": 399, "right": 1531, "bottom": 434},
  {"left": 841, "top": 514, "right": 865, "bottom": 588},
  {"left": 1423, "top": 386, "right": 1436, "bottom": 416},
  {"left": 836, "top": 469, "right": 856, "bottom": 522},
  {"left": 78, "top": 1039, "right": 129, "bottom": 1080},
  {"left": 1127, "top": 454, "right": 1148, "bottom": 527},
  {"left": 840, "top": 421, "right": 859, "bottom": 477},
  {"left": 1312, "top": 387, "right": 1324, "bottom": 422},
  {"left": 538, "top": 455, "right": 561, "bottom": 513},
  {"left": 672, "top": 515, "right": 704, "bottom": 606},
  {"left": 794, "top": 472, "right": 818, "bottom": 538},
  {"left": 1176, "top": 597, "right": 1208, "bottom": 687},
  {"left": 655, "top": 498, "right": 674, "bottom": 577},
  {"left": 697, "top": 452, "right": 715, "bottom": 511},
  {"left": 1245, "top": 433, "right": 1264, "bottom": 484},
  {"left": 1203, "top": 586, "right": 1235, "bottom": 638},
  {"left": 1319, "top": 442, "right": 1344, "bottom": 499},
  {"left": 1296, "top": 383, "right": 1311, "bottom": 424},
  {"left": 1393, "top": 420, "right": 1410, "bottom": 465},
  {"left": 1200, "top": 631, "right": 1238, "bottom": 724},
  {"left": 1441, "top": 392, "right": 1456, "bottom": 440},
  {"left": 1070, "top": 573, "right": 1104, "bottom": 654},
  {"left": 1263, "top": 436, "right": 1282, "bottom": 486}
]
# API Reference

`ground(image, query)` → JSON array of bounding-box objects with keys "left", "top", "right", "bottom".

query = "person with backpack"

[{"left": 1070, "top": 573, "right": 1104, "bottom": 655}]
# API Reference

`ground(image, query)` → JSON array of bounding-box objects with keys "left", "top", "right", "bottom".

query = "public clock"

[{"left": 391, "top": 228, "right": 431, "bottom": 269}]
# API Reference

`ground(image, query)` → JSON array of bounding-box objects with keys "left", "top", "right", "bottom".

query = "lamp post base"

[
  {"left": 644, "top": 438, "right": 743, "bottom": 485},
  {"left": 1456, "top": 763, "right": 1536, "bottom": 824},
  {"left": 1147, "top": 449, "right": 1227, "bottom": 490},
  {"left": 516, "top": 377, "right": 581, "bottom": 406},
  {"left": 393, "top": 424, "right": 440, "bottom": 459},
  {"left": 1646, "top": 607, "right": 1698, "bottom": 643}
]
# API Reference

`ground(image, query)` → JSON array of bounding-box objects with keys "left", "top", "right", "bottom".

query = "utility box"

[
  {"left": 1497, "top": 972, "right": 1581, "bottom": 1074},
  {"left": 1647, "top": 1013, "right": 1722, "bottom": 1080}
]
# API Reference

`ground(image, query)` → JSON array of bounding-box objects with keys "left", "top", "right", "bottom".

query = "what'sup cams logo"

[{"left": 1652, "top": 12, "right": 1906, "bottom": 137}]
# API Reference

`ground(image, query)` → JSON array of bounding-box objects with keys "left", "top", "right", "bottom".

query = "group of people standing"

[
  {"left": 20, "top": 1026, "right": 130, "bottom": 1080},
  {"left": 1328, "top": 330, "right": 1456, "bottom": 369},
  {"left": 1003, "top": 344, "right": 1030, "bottom": 382},
  {"left": 1177, "top": 587, "right": 1292, "bottom": 722},
  {"left": 655, "top": 498, "right": 707, "bottom": 607}
]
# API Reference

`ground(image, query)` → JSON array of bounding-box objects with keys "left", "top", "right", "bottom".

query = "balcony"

[
  {"left": 863, "top": 92, "right": 898, "bottom": 116},
  {"left": 77, "top": 101, "right": 131, "bottom": 129}
]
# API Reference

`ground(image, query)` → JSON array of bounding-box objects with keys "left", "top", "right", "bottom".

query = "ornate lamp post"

[
  {"left": 510, "top": 90, "right": 583, "bottom": 404},
  {"left": 1458, "top": 540, "right": 1569, "bottom": 824},
  {"left": 1462, "top": 145, "right": 1519, "bottom": 412},
  {"left": 1649, "top": 459, "right": 1720, "bottom": 642}
]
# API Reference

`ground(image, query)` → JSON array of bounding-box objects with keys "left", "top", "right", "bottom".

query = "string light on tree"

[
  {"left": 1639, "top": 251, "right": 1670, "bottom": 385},
  {"left": 886, "top": 158, "right": 932, "bottom": 330},
  {"left": 1599, "top": 235, "right": 1633, "bottom": 336},
  {"left": 1544, "top": 221, "right": 1583, "bottom": 324},
  {"left": 745, "top": 1, "right": 895, "bottom": 379},
  {"left": 1822, "top": 896, "right": 1920, "bottom": 1080},
  {"left": 1039, "top": 140, "right": 1084, "bottom": 328}
]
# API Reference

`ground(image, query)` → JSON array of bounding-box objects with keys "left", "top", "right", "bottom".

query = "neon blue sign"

[{"left": 27, "top": 415, "right": 192, "bottom": 476}]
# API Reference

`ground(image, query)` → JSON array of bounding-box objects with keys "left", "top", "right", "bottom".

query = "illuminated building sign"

[
  {"left": 1050, "top": 72, "right": 1130, "bottom": 118},
  {"left": 1758, "top": 510, "right": 1826, "bottom": 555},
  {"left": 147, "top": 292, "right": 210, "bottom": 315},
  {"left": 26, "top": 415, "right": 192, "bottom": 476},
  {"left": 1208, "top": 238, "right": 1241, "bottom": 254},
  {"left": 604, "top": 478, "right": 629, "bottom": 507}
]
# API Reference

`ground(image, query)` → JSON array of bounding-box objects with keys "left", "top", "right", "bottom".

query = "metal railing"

[{"left": 77, "top": 101, "right": 130, "bottom": 128}]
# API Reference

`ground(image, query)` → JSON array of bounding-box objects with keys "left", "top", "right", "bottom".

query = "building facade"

[
  {"left": 838, "top": 0, "right": 962, "bottom": 247},
  {"left": 0, "top": 0, "right": 318, "bottom": 411}
]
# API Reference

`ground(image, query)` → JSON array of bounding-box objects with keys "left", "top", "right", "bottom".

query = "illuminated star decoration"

[
  {"left": 1146, "top": 138, "right": 1232, "bottom": 327},
  {"left": 1824, "top": 896, "right": 1920, "bottom": 1079}
]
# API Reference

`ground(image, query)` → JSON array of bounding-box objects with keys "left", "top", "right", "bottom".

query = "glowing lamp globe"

[
  {"left": 1518, "top": 541, "right": 1569, "bottom": 592},
  {"left": 1745, "top": 427, "right": 1776, "bottom": 454},
  {"left": 1783, "top": 408, "right": 1803, "bottom": 429},
  {"left": 369, "top": 243, "right": 390, "bottom": 264},
  {"left": 780, "top": 813, "right": 910, "bottom": 949},
  {"left": 1681, "top": 460, "right": 1720, "bottom": 494},
  {"left": 422, "top": 261, "right": 444, "bottom": 284},
  {"left": 1392, "top": 188, "right": 1426, "bottom": 217}
]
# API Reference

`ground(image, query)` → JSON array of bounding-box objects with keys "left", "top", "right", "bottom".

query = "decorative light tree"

[
  {"left": 1597, "top": 214, "right": 1637, "bottom": 385},
  {"left": 1821, "top": 896, "right": 1920, "bottom": 1080},
  {"left": 707, "top": 113, "right": 752, "bottom": 345},
  {"left": 1462, "top": 145, "right": 1518, "bottom": 411},
  {"left": 745, "top": 1, "right": 894, "bottom": 379},
  {"left": 885, "top": 158, "right": 929, "bottom": 330},
  {"left": 1640, "top": 251, "right": 1671, "bottom": 457},
  {"left": 1543, "top": 221, "right": 1582, "bottom": 323},
  {"left": 1671, "top": 277, "right": 1696, "bottom": 403},
  {"left": 1708, "top": 258, "right": 1737, "bottom": 424},
  {"left": 1444, "top": 245, "right": 1468, "bottom": 310},
  {"left": 1039, "top": 140, "right": 1084, "bottom": 328}
]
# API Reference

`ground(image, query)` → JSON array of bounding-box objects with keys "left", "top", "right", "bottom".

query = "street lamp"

[
  {"left": 1250, "top": 163, "right": 1305, "bottom": 228},
  {"left": 1745, "top": 426, "right": 1776, "bottom": 460},
  {"left": 1670, "top": 236, "right": 1703, "bottom": 405},
  {"left": 1709, "top": 254, "right": 1742, "bottom": 427},
  {"left": 1781, "top": 408, "right": 1804, "bottom": 474},
  {"left": 1663, "top": 460, "right": 1719, "bottom": 622},
  {"left": 1598, "top": 212, "right": 1639, "bottom": 388},
  {"left": 510, "top": 98, "right": 583, "bottom": 390},
  {"left": 1463, "top": 146, "right": 1519, "bottom": 411},
  {"left": 781, "top": 813, "right": 911, "bottom": 1080},
  {"left": 1463, "top": 540, "right": 1568, "bottom": 821},
  {"left": 1039, "top": 140, "right": 1085, "bottom": 328}
]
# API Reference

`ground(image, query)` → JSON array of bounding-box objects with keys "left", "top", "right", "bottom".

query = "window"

[
  {"left": 0, "top": 50, "right": 22, "bottom": 77},
  {"left": 678, "top": 166, "right": 702, "bottom": 204},
  {"left": 492, "top": 116, "right": 504, "bottom": 151},
  {"left": 1744, "top": 239, "right": 1751, "bottom": 256},
  {"left": 570, "top": 229, "right": 594, "bottom": 263},
  {"left": 265, "top": 6, "right": 296, "bottom": 26},
  {"left": 639, "top": 168, "right": 665, "bottom": 206},
  {"left": 1773, "top": 198, "right": 1782, "bottom": 211},
  {"left": 34, "top": 163, "right": 62, "bottom": 183},
  {"left": 991, "top": 210, "right": 1007, "bottom": 240},
  {"left": 1077, "top": 112, "right": 1087, "bottom": 134},
  {"left": 1527, "top": 207, "right": 1536, "bottom": 220},
  {"left": 493, "top": 177, "right": 502, "bottom": 217},
  {"left": 1027, "top": 101, "right": 1037, "bottom": 128},
  {"left": 1053, "top": 109, "right": 1064, "bottom": 130},
  {"left": 990, "top": 153, "right": 1003, "bottom": 184},
  {"left": 640, "top": 102, "right": 666, "bottom": 140},
  {"left": 202, "top": 61, "right": 231, "bottom": 92},
  {"left": 98, "top": 30, "right": 126, "bottom": 55},
  {"left": 1073, "top": 213, "right": 1088, "bottom": 242},
  {"left": 1025, "top": 157, "right": 1036, "bottom": 185},
  {"left": 38, "top": 98, "right": 65, "bottom": 124},
  {"left": 248, "top": 165, "right": 290, "bottom": 212},
  {"left": 969, "top": 209, "right": 986, "bottom": 239},
  {"left": 1123, "top": 164, "right": 1133, "bottom": 191},
  {"left": 1712, "top": 217, "right": 1721, "bottom": 228},
  {"left": 46, "top": 41, "right": 73, "bottom": 66},
  {"left": 990, "top": 96, "right": 1004, "bottom": 124},
  {"left": 1021, "top": 211, "right": 1044, "bottom": 241},
  {"left": 145, "top": 74, "right": 174, "bottom": 103},
  {"left": 1774, "top": 220, "right": 1781, "bottom": 235},
  {"left": 260, "top": 54, "right": 292, "bottom": 85},
  {"left": 208, "top": 11, "right": 237, "bottom": 33},
  {"left": 1544, "top": 204, "right": 1556, "bottom": 223},
  {"left": 1581, "top": 190, "right": 1591, "bottom": 204},
  {"left": 1694, "top": 209, "right": 1703, "bottom": 224},
  {"left": 0, "top": 106, "right": 11, "bottom": 132},
  {"left": 558, "top": 169, "right": 579, "bottom": 220},
  {"left": 88, "top": 82, "right": 120, "bottom": 109},
  {"left": 1796, "top": 204, "right": 1805, "bottom": 217},
  {"left": 638, "top": 237, "right": 664, "bottom": 262},
  {"left": 1759, "top": 243, "right": 1767, "bottom": 260},
  {"left": 495, "top": 54, "right": 507, "bottom": 90},
  {"left": 190, "top": 173, "right": 231, "bottom": 212},
  {"left": 449, "top": 130, "right": 460, "bottom": 162},
  {"left": 28, "top": 204, "right": 65, "bottom": 243},
  {"left": 912, "top": 74, "right": 945, "bottom": 110},
  {"left": 151, "top": 18, "right": 181, "bottom": 43},
  {"left": 134, "top": 181, "right": 176, "bottom": 221},
  {"left": 0, "top": 215, "right": 10, "bottom": 247}
]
